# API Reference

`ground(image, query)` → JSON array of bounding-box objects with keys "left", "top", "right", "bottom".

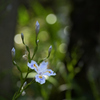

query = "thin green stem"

[
  {"left": 12, "top": 68, "right": 30, "bottom": 100},
  {"left": 12, "top": 92, "right": 17, "bottom": 100},
  {"left": 24, "top": 44, "right": 31, "bottom": 63},
  {"left": 14, "top": 79, "right": 34, "bottom": 100},
  {"left": 32, "top": 35, "right": 38, "bottom": 59},
  {"left": 12, "top": 61, "right": 23, "bottom": 82},
  {"left": 38, "top": 53, "right": 50, "bottom": 65},
  {"left": 88, "top": 73, "right": 100, "bottom": 100},
  {"left": 66, "top": 89, "right": 71, "bottom": 100},
  {"left": 22, "top": 38, "right": 31, "bottom": 63}
]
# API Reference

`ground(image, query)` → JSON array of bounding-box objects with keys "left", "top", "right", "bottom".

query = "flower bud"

[
  {"left": 13, "top": 61, "right": 17, "bottom": 64},
  {"left": 23, "top": 81, "right": 27, "bottom": 87},
  {"left": 35, "top": 21, "right": 40, "bottom": 34},
  {"left": 22, "top": 54, "right": 27, "bottom": 60},
  {"left": 11, "top": 47, "right": 15, "bottom": 57},
  {"left": 48, "top": 45, "right": 52, "bottom": 54},
  {"left": 22, "top": 91, "right": 26, "bottom": 96},
  {"left": 21, "top": 33, "right": 24, "bottom": 43},
  {"left": 22, "top": 50, "right": 28, "bottom": 60},
  {"left": 37, "top": 39, "right": 39, "bottom": 44}
]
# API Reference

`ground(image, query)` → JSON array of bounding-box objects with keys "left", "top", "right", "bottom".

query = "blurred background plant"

[{"left": 0, "top": 0, "right": 100, "bottom": 100}]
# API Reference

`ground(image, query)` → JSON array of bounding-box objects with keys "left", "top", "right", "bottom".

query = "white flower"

[{"left": 27, "top": 60, "right": 56, "bottom": 84}]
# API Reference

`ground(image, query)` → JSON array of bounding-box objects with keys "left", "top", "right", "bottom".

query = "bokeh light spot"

[
  {"left": 39, "top": 31, "right": 49, "bottom": 41},
  {"left": 59, "top": 43, "right": 66, "bottom": 53},
  {"left": 14, "top": 34, "right": 22, "bottom": 44},
  {"left": 46, "top": 14, "right": 57, "bottom": 24}
]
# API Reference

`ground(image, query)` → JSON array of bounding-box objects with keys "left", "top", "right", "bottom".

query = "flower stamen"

[
  {"left": 33, "top": 64, "right": 38, "bottom": 70},
  {"left": 45, "top": 71, "right": 51, "bottom": 73},
  {"left": 39, "top": 75, "right": 42, "bottom": 79},
  {"left": 34, "top": 64, "right": 36, "bottom": 67}
]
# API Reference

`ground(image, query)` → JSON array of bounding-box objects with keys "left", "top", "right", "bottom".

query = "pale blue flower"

[{"left": 27, "top": 60, "right": 56, "bottom": 84}]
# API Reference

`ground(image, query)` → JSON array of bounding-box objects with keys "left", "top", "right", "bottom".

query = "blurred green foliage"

[{"left": 18, "top": 6, "right": 30, "bottom": 26}]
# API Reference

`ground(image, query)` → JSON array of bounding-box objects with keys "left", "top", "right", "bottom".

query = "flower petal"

[
  {"left": 35, "top": 75, "right": 46, "bottom": 84},
  {"left": 27, "top": 60, "right": 38, "bottom": 72},
  {"left": 43, "top": 69, "right": 56, "bottom": 76},
  {"left": 39, "top": 61, "right": 48, "bottom": 71}
]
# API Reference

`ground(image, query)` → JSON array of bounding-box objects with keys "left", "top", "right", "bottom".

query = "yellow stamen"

[
  {"left": 34, "top": 64, "right": 37, "bottom": 68},
  {"left": 39, "top": 76, "right": 42, "bottom": 78},
  {"left": 44, "top": 71, "right": 51, "bottom": 73},
  {"left": 33, "top": 64, "right": 38, "bottom": 70},
  {"left": 48, "top": 71, "right": 51, "bottom": 73}
]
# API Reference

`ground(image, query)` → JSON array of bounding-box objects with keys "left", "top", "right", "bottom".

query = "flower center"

[
  {"left": 39, "top": 75, "right": 42, "bottom": 79},
  {"left": 39, "top": 72, "right": 42, "bottom": 75}
]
